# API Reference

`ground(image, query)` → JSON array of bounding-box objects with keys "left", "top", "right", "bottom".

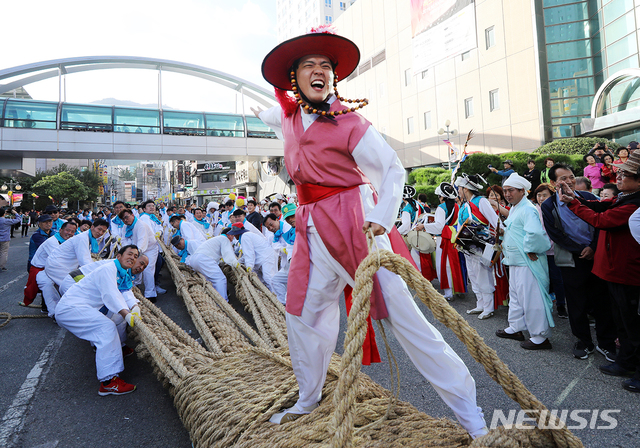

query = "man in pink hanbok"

[{"left": 252, "top": 27, "right": 487, "bottom": 439}]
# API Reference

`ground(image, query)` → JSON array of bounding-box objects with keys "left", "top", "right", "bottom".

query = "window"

[
  {"left": 461, "top": 51, "right": 470, "bottom": 61},
  {"left": 325, "top": 15, "right": 332, "bottom": 24},
  {"left": 423, "top": 111, "right": 431, "bottom": 130},
  {"left": 546, "top": 40, "right": 591, "bottom": 62},
  {"left": 325, "top": 0, "right": 331, "bottom": 6},
  {"left": 404, "top": 69, "right": 412, "bottom": 86},
  {"left": 114, "top": 108, "right": 160, "bottom": 134},
  {"left": 340, "top": 1, "right": 346, "bottom": 10},
  {"left": 407, "top": 117, "right": 414, "bottom": 134},
  {"left": 464, "top": 97, "right": 474, "bottom": 118},
  {"left": 3, "top": 99, "right": 57, "bottom": 129},
  {"left": 421, "top": 69, "right": 428, "bottom": 79},
  {"left": 489, "top": 89, "right": 500, "bottom": 111},
  {"left": 485, "top": 26, "right": 495, "bottom": 49}
]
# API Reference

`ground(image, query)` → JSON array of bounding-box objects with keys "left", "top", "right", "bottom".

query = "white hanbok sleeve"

[
  {"left": 258, "top": 106, "right": 284, "bottom": 141},
  {"left": 351, "top": 126, "right": 405, "bottom": 232},
  {"left": 240, "top": 236, "right": 256, "bottom": 269},
  {"left": 422, "top": 206, "right": 447, "bottom": 234},
  {"left": 133, "top": 224, "right": 149, "bottom": 254},
  {"left": 220, "top": 238, "right": 239, "bottom": 267},
  {"left": 76, "top": 233, "right": 93, "bottom": 267},
  {"left": 94, "top": 265, "right": 129, "bottom": 314},
  {"left": 478, "top": 197, "right": 499, "bottom": 229},
  {"left": 122, "top": 290, "right": 139, "bottom": 309},
  {"left": 630, "top": 208, "right": 640, "bottom": 245},
  {"left": 397, "top": 211, "right": 412, "bottom": 235}
]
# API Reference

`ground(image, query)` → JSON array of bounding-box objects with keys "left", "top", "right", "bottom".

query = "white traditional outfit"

[
  {"left": 43, "top": 231, "right": 96, "bottom": 316},
  {"left": 501, "top": 174, "right": 554, "bottom": 345},
  {"left": 238, "top": 231, "right": 277, "bottom": 291},
  {"left": 186, "top": 236, "right": 239, "bottom": 300},
  {"left": 122, "top": 217, "right": 158, "bottom": 299},
  {"left": 55, "top": 261, "right": 132, "bottom": 382},
  {"left": 59, "top": 260, "right": 138, "bottom": 345},
  {"left": 256, "top": 30, "right": 487, "bottom": 438},
  {"left": 176, "top": 220, "right": 206, "bottom": 252},
  {"left": 32, "top": 233, "right": 67, "bottom": 315},
  {"left": 270, "top": 219, "right": 295, "bottom": 304},
  {"left": 455, "top": 178, "right": 498, "bottom": 316}
]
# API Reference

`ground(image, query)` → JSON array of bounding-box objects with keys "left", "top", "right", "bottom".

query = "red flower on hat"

[{"left": 309, "top": 24, "right": 337, "bottom": 35}]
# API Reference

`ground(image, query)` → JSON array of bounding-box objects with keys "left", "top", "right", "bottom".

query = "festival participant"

[
  {"left": 227, "top": 223, "right": 277, "bottom": 292},
  {"left": 43, "top": 219, "right": 107, "bottom": 316},
  {"left": 541, "top": 166, "right": 615, "bottom": 359},
  {"left": 119, "top": 209, "right": 159, "bottom": 302},
  {"left": 251, "top": 28, "right": 488, "bottom": 437},
  {"left": 264, "top": 208, "right": 296, "bottom": 304},
  {"left": 246, "top": 199, "right": 263, "bottom": 232},
  {"left": 397, "top": 188, "right": 423, "bottom": 235},
  {"left": 415, "top": 183, "right": 465, "bottom": 302},
  {"left": 109, "top": 201, "right": 127, "bottom": 241},
  {"left": 177, "top": 233, "right": 239, "bottom": 300},
  {"left": 55, "top": 245, "right": 142, "bottom": 396},
  {"left": 485, "top": 185, "right": 510, "bottom": 309},
  {"left": 455, "top": 174, "right": 499, "bottom": 319},
  {"left": 169, "top": 215, "right": 206, "bottom": 251},
  {"left": 192, "top": 208, "right": 213, "bottom": 238},
  {"left": 583, "top": 154, "right": 605, "bottom": 196},
  {"left": 269, "top": 202, "right": 284, "bottom": 222},
  {"left": 614, "top": 146, "right": 630, "bottom": 165},
  {"left": 45, "top": 205, "right": 66, "bottom": 234},
  {"left": 601, "top": 154, "right": 616, "bottom": 184},
  {"left": 27, "top": 214, "right": 53, "bottom": 271},
  {"left": 497, "top": 173, "right": 554, "bottom": 350},
  {"left": 24, "top": 221, "right": 77, "bottom": 309},
  {"left": 184, "top": 203, "right": 195, "bottom": 223},
  {"left": 232, "top": 209, "right": 263, "bottom": 237},
  {"left": 557, "top": 152, "right": 640, "bottom": 393},
  {"left": 600, "top": 183, "right": 620, "bottom": 200},
  {"left": 79, "top": 220, "right": 92, "bottom": 232}
]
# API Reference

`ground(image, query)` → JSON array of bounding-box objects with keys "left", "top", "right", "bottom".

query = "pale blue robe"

[{"left": 502, "top": 198, "right": 555, "bottom": 328}]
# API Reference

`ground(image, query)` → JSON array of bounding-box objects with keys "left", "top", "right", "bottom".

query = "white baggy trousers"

[
  {"left": 287, "top": 226, "right": 487, "bottom": 436},
  {"left": 464, "top": 254, "right": 495, "bottom": 313},
  {"left": 37, "top": 271, "right": 60, "bottom": 317},
  {"left": 55, "top": 304, "right": 124, "bottom": 382},
  {"left": 187, "top": 253, "right": 228, "bottom": 301},
  {"left": 506, "top": 265, "right": 551, "bottom": 343}
]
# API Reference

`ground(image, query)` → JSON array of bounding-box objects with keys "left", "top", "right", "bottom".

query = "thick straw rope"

[{"left": 330, "top": 237, "right": 583, "bottom": 448}]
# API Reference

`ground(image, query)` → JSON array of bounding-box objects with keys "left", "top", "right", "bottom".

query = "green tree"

[
  {"left": 118, "top": 168, "right": 136, "bottom": 181},
  {"left": 32, "top": 172, "right": 90, "bottom": 205}
]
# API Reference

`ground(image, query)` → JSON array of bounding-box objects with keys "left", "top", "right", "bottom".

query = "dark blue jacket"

[
  {"left": 541, "top": 191, "right": 599, "bottom": 254},
  {"left": 28, "top": 228, "right": 52, "bottom": 270}
]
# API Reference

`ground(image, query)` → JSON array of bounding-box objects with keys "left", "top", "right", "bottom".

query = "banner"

[{"left": 411, "top": 0, "right": 477, "bottom": 74}]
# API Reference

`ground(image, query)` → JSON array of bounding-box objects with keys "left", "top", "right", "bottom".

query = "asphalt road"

[{"left": 1, "top": 228, "right": 638, "bottom": 448}]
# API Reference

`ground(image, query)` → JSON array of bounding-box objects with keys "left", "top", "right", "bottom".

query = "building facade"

[
  {"left": 328, "top": 0, "right": 640, "bottom": 170},
  {"left": 277, "top": 0, "right": 357, "bottom": 42}
]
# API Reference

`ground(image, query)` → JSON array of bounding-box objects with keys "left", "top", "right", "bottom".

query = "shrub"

[
  {"left": 533, "top": 137, "right": 620, "bottom": 155},
  {"left": 457, "top": 152, "right": 588, "bottom": 185}
]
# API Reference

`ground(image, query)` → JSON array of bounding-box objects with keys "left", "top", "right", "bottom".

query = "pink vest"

[{"left": 283, "top": 100, "right": 389, "bottom": 320}]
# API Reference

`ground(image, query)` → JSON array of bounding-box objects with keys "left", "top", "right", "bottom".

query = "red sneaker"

[
  {"left": 98, "top": 376, "right": 136, "bottom": 396},
  {"left": 122, "top": 345, "right": 135, "bottom": 358}
]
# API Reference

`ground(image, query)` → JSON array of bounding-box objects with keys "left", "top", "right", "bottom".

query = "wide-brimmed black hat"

[{"left": 262, "top": 27, "right": 360, "bottom": 91}]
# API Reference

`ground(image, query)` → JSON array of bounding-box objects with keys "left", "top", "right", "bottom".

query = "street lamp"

[
  {"left": 437, "top": 120, "right": 458, "bottom": 170},
  {"left": 1, "top": 180, "right": 22, "bottom": 206}
]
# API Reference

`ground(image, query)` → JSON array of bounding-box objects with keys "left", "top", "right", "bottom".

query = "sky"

[{"left": 0, "top": 0, "right": 279, "bottom": 113}]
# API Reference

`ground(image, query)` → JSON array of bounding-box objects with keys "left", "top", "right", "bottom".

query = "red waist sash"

[{"left": 297, "top": 183, "right": 360, "bottom": 205}]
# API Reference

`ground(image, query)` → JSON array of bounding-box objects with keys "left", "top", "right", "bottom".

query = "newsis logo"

[{"left": 489, "top": 409, "right": 620, "bottom": 430}]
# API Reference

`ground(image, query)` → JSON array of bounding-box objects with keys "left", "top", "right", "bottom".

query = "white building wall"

[{"left": 333, "top": 0, "right": 545, "bottom": 169}]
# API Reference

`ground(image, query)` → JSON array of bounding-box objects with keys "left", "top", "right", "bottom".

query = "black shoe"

[
  {"left": 596, "top": 346, "right": 616, "bottom": 363},
  {"left": 622, "top": 378, "right": 640, "bottom": 393},
  {"left": 521, "top": 339, "right": 553, "bottom": 350},
  {"left": 495, "top": 329, "right": 525, "bottom": 341},
  {"left": 599, "top": 363, "right": 634, "bottom": 377},
  {"left": 557, "top": 305, "right": 568, "bottom": 319},
  {"left": 572, "top": 341, "right": 595, "bottom": 360},
  {"left": 148, "top": 296, "right": 157, "bottom": 304}
]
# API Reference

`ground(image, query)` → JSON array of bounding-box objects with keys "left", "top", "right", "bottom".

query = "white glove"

[
  {"left": 131, "top": 305, "right": 141, "bottom": 317},
  {"left": 126, "top": 312, "right": 138, "bottom": 328}
]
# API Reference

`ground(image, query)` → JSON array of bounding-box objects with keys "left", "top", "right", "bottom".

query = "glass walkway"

[{"left": 0, "top": 98, "right": 276, "bottom": 139}]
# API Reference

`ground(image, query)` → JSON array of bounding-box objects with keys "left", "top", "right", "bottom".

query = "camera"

[{"left": 487, "top": 164, "right": 493, "bottom": 169}]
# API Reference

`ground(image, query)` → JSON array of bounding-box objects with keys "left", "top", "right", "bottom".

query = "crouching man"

[{"left": 55, "top": 245, "right": 145, "bottom": 395}]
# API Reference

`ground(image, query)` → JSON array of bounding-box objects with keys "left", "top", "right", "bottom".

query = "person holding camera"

[
  {"left": 488, "top": 160, "right": 515, "bottom": 185},
  {"left": 0, "top": 208, "right": 22, "bottom": 271}
]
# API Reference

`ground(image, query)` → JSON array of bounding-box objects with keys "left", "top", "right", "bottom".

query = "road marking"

[
  {"left": 0, "top": 272, "right": 28, "bottom": 294},
  {"left": 0, "top": 327, "right": 66, "bottom": 447},
  {"left": 554, "top": 357, "right": 593, "bottom": 406}
]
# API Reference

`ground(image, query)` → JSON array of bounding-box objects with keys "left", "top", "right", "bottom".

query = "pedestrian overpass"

[{"left": 0, "top": 57, "right": 283, "bottom": 172}]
